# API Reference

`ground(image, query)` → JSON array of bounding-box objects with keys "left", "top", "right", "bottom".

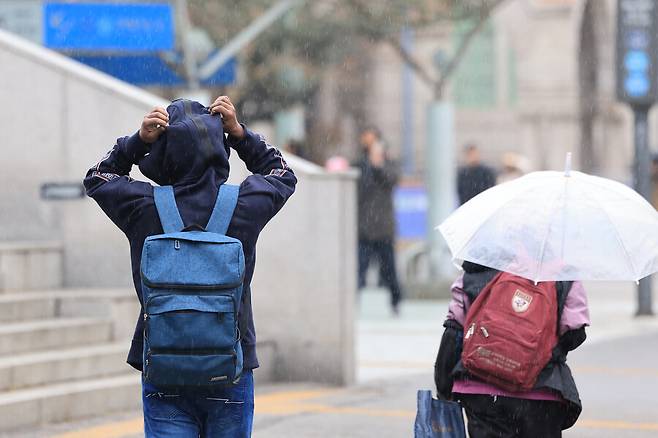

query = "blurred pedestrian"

[
  {"left": 457, "top": 144, "right": 496, "bottom": 205},
  {"left": 84, "top": 97, "right": 296, "bottom": 437},
  {"left": 498, "top": 152, "right": 529, "bottom": 184},
  {"left": 354, "top": 126, "right": 403, "bottom": 315},
  {"left": 651, "top": 153, "right": 658, "bottom": 210}
]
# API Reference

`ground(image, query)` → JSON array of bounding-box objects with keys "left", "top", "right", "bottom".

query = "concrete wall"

[
  {"left": 0, "top": 29, "right": 356, "bottom": 386},
  {"left": 248, "top": 169, "right": 357, "bottom": 385}
]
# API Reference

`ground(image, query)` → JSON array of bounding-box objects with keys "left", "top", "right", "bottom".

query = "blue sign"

[
  {"left": 616, "top": 0, "right": 657, "bottom": 105},
  {"left": 394, "top": 186, "right": 428, "bottom": 240},
  {"left": 44, "top": 2, "right": 174, "bottom": 51},
  {"left": 625, "top": 73, "right": 650, "bottom": 97},
  {"left": 624, "top": 51, "right": 650, "bottom": 72},
  {"left": 72, "top": 54, "right": 237, "bottom": 87}
]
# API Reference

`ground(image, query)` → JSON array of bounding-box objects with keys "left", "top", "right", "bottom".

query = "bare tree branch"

[
  {"left": 384, "top": 33, "right": 437, "bottom": 91},
  {"left": 343, "top": 0, "right": 508, "bottom": 99},
  {"left": 434, "top": 0, "right": 507, "bottom": 98},
  {"left": 343, "top": 0, "right": 439, "bottom": 91}
]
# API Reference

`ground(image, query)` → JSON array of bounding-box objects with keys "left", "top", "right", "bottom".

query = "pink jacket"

[{"left": 448, "top": 274, "right": 590, "bottom": 401}]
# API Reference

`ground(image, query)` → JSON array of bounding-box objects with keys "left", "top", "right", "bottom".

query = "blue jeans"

[{"left": 142, "top": 371, "right": 254, "bottom": 438}]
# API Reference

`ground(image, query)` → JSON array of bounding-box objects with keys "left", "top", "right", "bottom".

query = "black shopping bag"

[{"left": 414, "top": 390, "right": 466, "bottom": 438}]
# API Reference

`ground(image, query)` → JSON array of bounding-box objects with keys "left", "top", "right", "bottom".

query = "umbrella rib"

[
  {"left": 533, "top": 181, "right": 565, "bottom": 282},
  {"left": 580, "top": 174, "right": 658, "bottom": 223},
  {"left": 578, "top": 173, "right": 649, "bottom": 204},
  {"left": 453, "top": 180, "right": 544, "bottom": 263},
  {"left": 593, "top": 197, "right": 640, "bottom": 281}
]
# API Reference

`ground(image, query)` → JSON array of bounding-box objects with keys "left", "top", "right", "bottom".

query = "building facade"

[{"left": 366, "top": 0, "right": 642, "bottom": 182}]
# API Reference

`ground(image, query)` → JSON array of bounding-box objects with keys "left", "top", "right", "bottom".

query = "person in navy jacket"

[{"left": 84, "top": 96, "right": 296, "bottom": 437}]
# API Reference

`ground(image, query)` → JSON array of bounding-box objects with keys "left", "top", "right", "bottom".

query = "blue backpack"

[{"left": 141, "top": 184, "right": 245, "bottom": 388}]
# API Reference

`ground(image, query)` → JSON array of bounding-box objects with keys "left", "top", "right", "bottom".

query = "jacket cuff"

[
  {"left": 225, "top": 124, "right": 253, "bottom": 151},
  {"left": 443, "top": 319, "right": 464, "bottom": 331},
  {"left": 123, "top": 131, "right": 151, "bottom": 165}
]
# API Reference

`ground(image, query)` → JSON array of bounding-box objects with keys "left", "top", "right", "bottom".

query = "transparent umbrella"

[{"left": 438, "top": 158, "right": 658, "bottom": 282}]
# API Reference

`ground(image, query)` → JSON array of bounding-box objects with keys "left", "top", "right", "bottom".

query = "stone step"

[
  {"left": 0, "top": 342, "right": 129, "bottom": 391},
  {"left": 0, "top": 318, "right": 113, "bottom": 356},
  {"left": 0, "top": 241, "right": 63, "bottom": 292},
  {"left": 0, "top": 288, "right": 139, "bottom": 340},
  {"left": 0, "top": 294, "right": 56, "bottom": 322},
  {"left": 0, "top": 373, "right": 141, "bottom": 432}
]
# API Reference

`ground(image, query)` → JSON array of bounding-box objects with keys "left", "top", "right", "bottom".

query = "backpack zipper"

[
  {"left": 144, "top": 310, "right": 227, "bottom": 321},
  {"left": 144, "top": 292, "right": 238, "bottom": 313},
  {"left": 465, "top": 323, "right": 475, "bottom": 339},
  {"left": 142, "top": 276, "right": 244, "bottom": 291},
  {"left": 148, "top": 348, "right": 237, "bottom": 356}
]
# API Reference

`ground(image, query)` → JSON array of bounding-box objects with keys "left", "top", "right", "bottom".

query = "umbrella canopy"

[{"left": 438, "top": 170, "right": 658, "bottom": 282}]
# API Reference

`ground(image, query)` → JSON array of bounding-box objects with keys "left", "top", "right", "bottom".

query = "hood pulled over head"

[{"left": 139, "top": 99, "right": 230, "bottom": 186}]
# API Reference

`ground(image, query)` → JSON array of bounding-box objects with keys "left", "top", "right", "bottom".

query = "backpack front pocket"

[
  {"left": 145, "top": 351, "right": 238, "bottom": 387},
  {"left": 145, "top": 294, "right": 237, "bottom": 351}
]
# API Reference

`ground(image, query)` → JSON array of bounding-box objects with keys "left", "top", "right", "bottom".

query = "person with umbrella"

[
  {"left": 435, "top": 261, "right": 589, "bottom": 437},
  {"left": 433, "top": 155, "right": 658, "bottom": 437}
]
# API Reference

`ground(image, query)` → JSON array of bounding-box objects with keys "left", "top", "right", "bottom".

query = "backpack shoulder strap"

[
  {"left": 463, "top": 269, "right": 500, "bottom": 305},
  {"left": 153, "top": 185, "right": 185, "bottom": 233},
  {"left": 555, "top": 281, "right": 573, "bottom": 329},
  {"left": 206, "top": 184, "right": 239, "bottom": 235}
]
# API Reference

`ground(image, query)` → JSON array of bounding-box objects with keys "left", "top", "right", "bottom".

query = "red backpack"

[{"left": 461, "top": 272, "right": 559, "bottom": 392}]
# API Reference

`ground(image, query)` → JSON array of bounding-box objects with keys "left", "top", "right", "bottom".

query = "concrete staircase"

[
  {"left": 0, "top": 243, "right": 141, "bottom": 433},
  {"left": 0, "top": 242, "right": 63, "bottom": 292}
]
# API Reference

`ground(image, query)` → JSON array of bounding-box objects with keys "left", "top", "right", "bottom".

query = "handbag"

[{"left": 414, "top": 390, "right": 466, "bottom": 438}]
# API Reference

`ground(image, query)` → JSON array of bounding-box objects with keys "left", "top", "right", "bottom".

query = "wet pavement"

[{"left": 9, "top": 282, "right": 658, "bottom": 437}]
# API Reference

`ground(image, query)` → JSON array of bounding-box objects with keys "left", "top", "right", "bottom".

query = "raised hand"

[
  {"left": 209, "top": 96, "right": 245, "bottom": 139},
  {"left": 139, "top": 107, "right": 169, "bottom": 144}
]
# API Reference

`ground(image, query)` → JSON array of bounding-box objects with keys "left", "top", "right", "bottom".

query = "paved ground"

[{"left": 9, "top": 281, "right": 658, "bottom": 437}]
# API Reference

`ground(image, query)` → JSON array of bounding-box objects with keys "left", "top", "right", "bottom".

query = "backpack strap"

[
  {"left": 206, "top": 184, "right": 239, "bottom": 234},
  {"left": 153, "top": 185, "right": 185, "bottom": 233},
  {"left": 555, "top": 281, "right": 573, "bottom": 331},
  {"left": 462, "top": 269, "right": 500, "bottom": 306}
]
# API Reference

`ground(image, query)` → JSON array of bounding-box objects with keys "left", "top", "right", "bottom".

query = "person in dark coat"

[
  {"left": 354, "top": 127, "right": 403, "bottom": 314},
  {"left": 84, "top": 97, "right": 296, "bottom": 437},
  {"left": 651, "top": 154, "right": 658, "bottom": 210},
  {"left": 457, "top": 144, "right": 497, "bottom": 205},
  {"left": 434, "top": 262, "right": 590, "bottom": 438}
]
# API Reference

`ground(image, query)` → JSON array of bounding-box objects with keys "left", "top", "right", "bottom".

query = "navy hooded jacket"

[{"left": 84, "top": 99, "right": 297, "bottom": 372}]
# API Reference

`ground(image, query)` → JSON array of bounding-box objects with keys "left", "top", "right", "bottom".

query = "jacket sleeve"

[
  {"left": 435, "top": 319, "right": 464, "bottom": 400},
  {"left": 559, "top": 281, "right": 590, "bottom": 335},
  {"left": 226, "top": 127, "right": 297, "bottom": 232},
  {"left": 456, "top": 169, "right": 467, "bottom": 204},
  {"left": 435, "top": 274, "right": 468, "bottom": 399},
  {"left": 446, "top": 274, "right": 468, "bottom": 325},
  {"left": 83, "top": 132, "right": 153, "bottom": 235},
  {"left": 551, "top": 281, "right": 590, "bottom": 362},
  {"left": 369, "top": 159, "right": 399, "bottom": 189}
]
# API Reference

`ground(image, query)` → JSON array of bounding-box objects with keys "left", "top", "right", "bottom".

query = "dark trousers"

[
  {"left": 358, "top": 239, "right": 402, "bottom": 307},
  {"left": 459, "top": 394, "right": 565, "bottom": 438}
]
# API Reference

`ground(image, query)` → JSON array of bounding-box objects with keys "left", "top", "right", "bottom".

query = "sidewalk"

[
  {"left": 358, "top": 279, "right": 658, "bottom": 384},
  {"left": 9, "top": 280, "right": 658, "bottom": 437}
]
